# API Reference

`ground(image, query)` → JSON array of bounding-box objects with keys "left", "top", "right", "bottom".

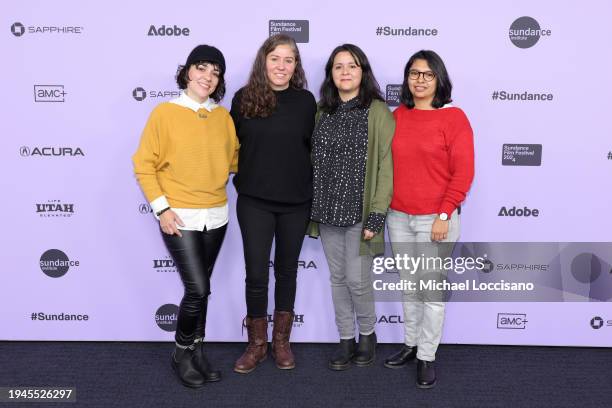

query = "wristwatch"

[
  {"left": 438, "top": 213, "right": 449, "bottom": 221},
  {"left": 156, "top": 207, "right": 171, "bottom": 217}
]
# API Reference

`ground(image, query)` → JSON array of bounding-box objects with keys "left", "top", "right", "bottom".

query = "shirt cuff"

[
  {"left": 439, "top": 202, "right": 457, "bottom": 220},
  {"left": 364, "top": 212, "right": 386, "bottom": 234},
  {"left": 150, "top": 195, "right": 170, "bottom": 215}
]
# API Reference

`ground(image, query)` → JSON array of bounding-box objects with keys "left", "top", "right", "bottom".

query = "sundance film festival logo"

[
  {"left": 36, "top": 200, "right": 75, "bottom": 218},
  {"left": 153, "top": 255, "right": 176, "bottom": 273},
  {"left": 139, "top": 203, "right": 152, "bottom": 214},
  {"left": 502, "top": 144, "right": 542, "bottom": 166},
  {"left": 132, "top": 87, "right": 180, "bottom": 101},
  {"left": 147, "top": 24, "right": 190, "bottom": 36},
  {"left": 34, "top": 85, "right": 66, "bottom": 102},
  {"left": 269, "top": 20, "right": 309, "bottom": 43},
  {"left": 155, "top": 304, "right": 179, "bottom": 332},
  {"left": 509, "top": 17, "right": 550, "bottom": 49},
  {"left": 10, "top": 21, "right": 83, "bottom": 37},
  {"left": 20, "top": 146, "right": 84, "bottom": 157},
  {"left": 385, "top": 84, "right": 402, "bottom": 107},
  {"left": 39, "top": 249, "right": 79, "bottom": 278},
  {"left": 497, "top": 313, "right": 528, "bottom": 329}
]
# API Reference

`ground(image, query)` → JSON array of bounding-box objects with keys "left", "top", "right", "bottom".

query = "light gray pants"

[
  {"left": 319, "top": 222, "right": 376, "bottom": 339},
  {"left": 387, "top": 208, "right": 460, "bottom": 361}
]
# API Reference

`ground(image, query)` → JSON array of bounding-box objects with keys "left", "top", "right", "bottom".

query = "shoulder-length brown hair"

[{"left": 240, "top": 34, "right": 307, "bottom": 118}]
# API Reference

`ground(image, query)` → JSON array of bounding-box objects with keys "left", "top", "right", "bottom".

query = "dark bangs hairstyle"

[
  {"left": 400, "top": 50, "right": 452, "bottom": 109},
  {"left": 240, "top": 34, "right": 307, "bottom": 118},
  {"left": 175, "top": 61, "right": 226, "bottom": 102},
  {"left": 319, "top": 44, "right": 383, "bottom": 113}
]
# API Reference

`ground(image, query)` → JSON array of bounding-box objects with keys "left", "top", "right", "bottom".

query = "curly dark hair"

[
  {"left": 175, "top": 61, "right": 226, "bottom": 102},
  {"left": 240, "top": 34, "right": 307, "bottom": 118},
  {"left": 318, "top": 43, "right": 383, "bottom": 113}
]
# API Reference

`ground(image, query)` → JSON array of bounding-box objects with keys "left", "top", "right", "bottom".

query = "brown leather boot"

[
  {"left": 234, "top": 317, "right": 268, "bottom": 374},
  {"left": 271, "top": 310, "right": 295, "bottom": 369}
]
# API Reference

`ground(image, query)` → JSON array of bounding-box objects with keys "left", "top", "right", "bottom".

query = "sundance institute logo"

[
  {"left": 155, "top": 304, "right": 179, "bottom": 332},
  {"left": 509, "top": 17, "right": 551, "bottom": 49},
  {"left": 39, "top": 249, "right": 79, "bottom": 278}
]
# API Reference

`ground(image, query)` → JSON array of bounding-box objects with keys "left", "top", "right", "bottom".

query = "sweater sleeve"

[
  {"left": 228, "top": 114, "right": 240, "bottom": 173},
  {"left": 370, "top": 101, "right": 396, "bottom": 215},
  {"left": 132, "top": 106, "right": 165, "bottom": 203},
  {"left": 439, "top": 108, "right": 475, "bottom": 217}
]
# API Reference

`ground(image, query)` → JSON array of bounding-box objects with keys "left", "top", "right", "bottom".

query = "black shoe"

[
  {"left": 328, "top": 338, "right": 356, "bottom": 371},
  {"left": 193, "top": 342, "right": 221, "bottom": 382},
  {"left": 171, "top": 346, "right": 206, "bottom": 388},
  {"left": 384, "top": 345, "right": 417, "bottom": 369},
  {"left": 352, "top": 332, "right": 376, "bottom": 367},
  {"left": 416, "top": 359, "right": 436, "bottom": 389}
]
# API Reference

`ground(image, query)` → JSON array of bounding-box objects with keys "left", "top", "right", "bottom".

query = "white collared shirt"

[{"left": 150, "top": 92, "right": 228, "bottom": 231}]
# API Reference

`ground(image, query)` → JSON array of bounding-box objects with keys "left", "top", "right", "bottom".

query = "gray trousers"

[
  {"left": 319, "top": 222, "right": 376, "bottom": 339},
  {"left": 387, "top": 208, "right": 460, "bottom": 361}
]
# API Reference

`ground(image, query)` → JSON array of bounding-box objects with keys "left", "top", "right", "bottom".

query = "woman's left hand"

[
  {"left": 431, "top": 218, "right": 449, "bottom": 242},
  {"left": 363, "top": 229, "right": 376, "bottom": 240}
]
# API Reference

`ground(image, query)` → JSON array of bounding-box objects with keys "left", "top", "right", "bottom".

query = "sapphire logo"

[
  {"left": 590, "top": 316, "right": 604, "bottom": 330},
  {"left": 132, "top": 87, "right": 146, "bottom": 101},
  {"left": 497, "top": 313, "right": 528, "bottom": 329},
  {"left": 155, "top": 304, "right": 179, "bottom": 332},
  {"left": 11, "top": 22, "right": 25, "bottom": 37}
]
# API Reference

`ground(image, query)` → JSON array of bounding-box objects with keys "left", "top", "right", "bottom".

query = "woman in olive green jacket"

[{"left": 308, "top": 44, "right": 394, "bottom": 371}]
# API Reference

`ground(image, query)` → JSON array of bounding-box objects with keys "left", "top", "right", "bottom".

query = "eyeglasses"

[{"left": 407, "top": 70, "right": 436, "bottom": 82}]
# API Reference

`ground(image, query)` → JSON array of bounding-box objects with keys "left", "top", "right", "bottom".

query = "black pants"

[
  {"left": 236, "top": 195, "right": 310, "bottom": 318},
  {"left": 161, "top": 224, "right": 227, "bottom": 346}
]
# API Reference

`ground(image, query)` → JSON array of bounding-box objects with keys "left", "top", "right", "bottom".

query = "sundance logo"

[
  {"left": 385, "top": 84, "right": 402, "bottom": 107},
  {"left": 509, "top": 17, "right": 550, "bottom": 49},
  {"left": 20, "top": 146, "right": 84, "bottom": 157},
  {"left": 36, "top": 200, "right": 75, "bottom": 218},
  {"left": 269, "top": 20, "right": 308, "bottom": 43},
  {"left": 498, "top": 206, "right": 539, "bottom": 217},
  {"left": 34, "top": 85, "right": 66, "bottom": 102},
  {"left": 155, "top": 304, "right": 179, "bottom": 332},
  {"left": 148, "top": 24, "right": 190, "bottom": 36},
  {"left": 11, "top": 21, "right": 83, "bottom": 36},
  {"left": 132, "top": 87, "right": 181, "bottom": 101},
  {"left": 502, "top": 144, "right": 542, "bottom": 166},
  {"left": 497, "top": 313, "right": 527, "bottom": 329},
  {"left": 39, "top": 249, "right": 79, "bottom": 278}
]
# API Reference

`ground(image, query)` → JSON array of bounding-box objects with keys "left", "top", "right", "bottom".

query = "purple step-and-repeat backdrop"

[{"left": 2, "top": 1, "right": 612, "bottom": 346}]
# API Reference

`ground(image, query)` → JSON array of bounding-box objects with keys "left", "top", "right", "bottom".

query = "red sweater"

[{"left": 390, "top": 105, "right": 474, "bottom": 218}]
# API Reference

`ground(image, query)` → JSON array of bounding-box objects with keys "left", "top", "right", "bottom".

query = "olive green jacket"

[{"left": 306, "top": 99, "right": 395, "bottom": 256}]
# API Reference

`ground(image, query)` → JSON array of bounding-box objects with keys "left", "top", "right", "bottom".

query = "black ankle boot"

[
  {"left": 328, "top": 338, "right": 356, "bottom": 371},
  {"left": 193, "top": 341, "right": 221, "bottom": 382},
  {"left": 171, "top": 345, "right": 206, "bottom": 388},
  {"left": 352, "top": 332, "right": 376, "bottom": 367},
  {"left": 384, "top": 345, "right": 417, "bottom": 369},
  {"left": 416, "top": 358, "right": 436, "bottom": 389}
]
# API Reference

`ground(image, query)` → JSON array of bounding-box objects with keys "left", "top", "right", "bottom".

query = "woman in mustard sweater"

[{"left": 132, "top": 45, "right": 239, "bottom": 388}]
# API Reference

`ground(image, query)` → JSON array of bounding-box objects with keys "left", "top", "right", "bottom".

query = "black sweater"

[{"left": 230, "top": 87, "right": 317, "bottom": 204}]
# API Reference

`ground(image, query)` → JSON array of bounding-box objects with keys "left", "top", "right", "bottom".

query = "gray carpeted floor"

[{"left": 0, "top": 342, "right": 610, "bottom": 407}]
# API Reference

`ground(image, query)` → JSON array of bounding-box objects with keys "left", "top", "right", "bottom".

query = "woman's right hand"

[{"left": 159, "top": 209, "right": 185, "bottom": 237}]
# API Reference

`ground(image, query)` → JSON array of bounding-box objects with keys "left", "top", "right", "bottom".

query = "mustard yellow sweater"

[{"left": 132, "top": 103, "right": 239, "bottom": 208}]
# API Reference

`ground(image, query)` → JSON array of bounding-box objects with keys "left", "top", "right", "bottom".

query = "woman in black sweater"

[{"left": 231, "top": 34, "right": 316, "bottom": 373}]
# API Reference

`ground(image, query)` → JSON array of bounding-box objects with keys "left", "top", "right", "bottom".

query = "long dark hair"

[
  {"left": 319, "top": 44, "right": 383, "bottom": 113},
  {"left": 400, "top": 50, "right": 452, "bottom": 109},
  {"left": 240, "top": 34, "right": 307, "bottom": 118}
]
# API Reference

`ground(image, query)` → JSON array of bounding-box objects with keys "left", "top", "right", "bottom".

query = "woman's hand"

[
  {"left": 363, "top": 229, "right": 376, "bottom": 240},
  {"left": 159, "top": 210, "right": 185, "bottom": 237},
  {"left": 431, "top": 218, "right": 449, "bottom": 242}
]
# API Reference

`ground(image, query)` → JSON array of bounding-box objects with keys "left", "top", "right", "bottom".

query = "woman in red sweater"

[{"left": 383, "top": 50, "right": 474, "bottom": 389}]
